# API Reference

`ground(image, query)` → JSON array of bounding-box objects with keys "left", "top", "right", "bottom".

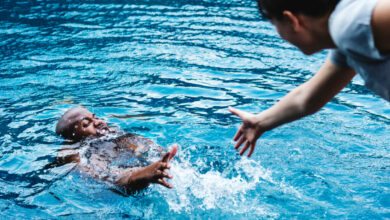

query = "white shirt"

[{"left": 328, "top": 0, "right": 390, "bottom": 101}]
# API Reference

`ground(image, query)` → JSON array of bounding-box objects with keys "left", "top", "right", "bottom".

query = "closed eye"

[{"left": 81, "top": 119, "right": 92, "bottom": 128}]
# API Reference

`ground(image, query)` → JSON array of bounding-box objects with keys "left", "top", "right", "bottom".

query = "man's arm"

[
  {"left": 115, "top": 145, "right": 177, "bottom": 193},
  {"left": 372, "top": 0, "right": 390, "bottom": 53},
  {"left": 44, "top": 147, "right": 80, "bottom": 170},
  {"left": 230, "top": 58, "right": 356, "bottom": 156}
]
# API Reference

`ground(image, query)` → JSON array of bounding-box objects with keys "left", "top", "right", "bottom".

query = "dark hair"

[{"left": 257, "top": 0, "right": 340, "bottom": 20}]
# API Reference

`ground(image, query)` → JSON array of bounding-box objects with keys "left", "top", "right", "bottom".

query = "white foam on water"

[{"left": 162, "top": 155, "right": 279, "bottom": 217}]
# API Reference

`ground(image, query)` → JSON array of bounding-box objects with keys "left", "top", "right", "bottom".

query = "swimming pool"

[{"left": 1, "top": 0, "right": 389, "bottom": 218}]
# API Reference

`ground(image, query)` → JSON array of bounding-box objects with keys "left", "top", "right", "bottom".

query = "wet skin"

[
  {"left": 56, "top": 107, "right": 177, "bottom": 192},
  {"left": 74, "top": 111, "right": 109, "bottom": 138},
  {"left": 57, "top": 108, "right": 110, "bottom": 140}
]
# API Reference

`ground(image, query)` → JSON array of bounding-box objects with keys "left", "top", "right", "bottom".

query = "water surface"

[{"left": 1, "top": 0, "right": 389, "bottom": 218}]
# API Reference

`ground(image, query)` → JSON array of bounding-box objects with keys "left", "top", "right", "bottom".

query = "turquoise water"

[{"left": 1, "top": 0, "right": 390, "bottom": 218}]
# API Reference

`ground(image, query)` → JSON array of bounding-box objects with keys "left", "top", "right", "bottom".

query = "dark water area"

[{"left": 0, "top": 0, "right": 389, "bottom": 218}]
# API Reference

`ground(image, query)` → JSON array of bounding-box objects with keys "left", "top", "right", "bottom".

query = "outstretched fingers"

[
  {"left": 156, "top": 149, "right": 176, "bottom": 189},
  {"left": 157, "top": 178, "right": 172, "bottom": 188},
  {"left": 161, "top": 145, "right": 178, "bottom": 162},
  {"left": 155, "top": 170, "right": 172, "bottom": 179},
  {"left": 233, "top": 128, "right": 243, "bottom": 141},
  {"left": 229, "top": 106, "right": 261, "bottom": 157},
  {"left": 247, "top": 142, "right": 256, "bottom": 157},
  {"left": 161, "top": 151, "right": 171, "bottom": 163},
  {"left": 234, "top": 136, "right": 245, "bottom": 149},
  {"left": 168, "top": 144, "right": 177, "bottom": 161},
  {"left": 155, "top": 162, "right": 173, "bottom": 184},
  {"left": 239, "top": 141, "right": 250, "bottom": 156},
  {"left": 228, "top": 106, "right": 244, "bottom": 118},
  {"left": 230, "top": 107, "right": 244, "bottom": 142},
  {"left": 158, "top": 162, "right": 170, "bottom": 170}
]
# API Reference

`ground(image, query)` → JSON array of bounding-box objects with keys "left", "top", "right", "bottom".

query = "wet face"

[{"left": 67, "top": 108, "right": 110, "bottom": 140}]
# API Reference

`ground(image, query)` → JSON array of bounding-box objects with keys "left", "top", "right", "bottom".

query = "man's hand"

[
  {"left": 139, "top": 145, "right": 177, "bottom": 188},
  {"left": 117, "top": 145, "right": 177, "bottom": 191},
  {"left": 229, "top": 107, "right": 264, "bottom": 157}
]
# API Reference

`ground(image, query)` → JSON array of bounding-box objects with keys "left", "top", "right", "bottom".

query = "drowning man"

[{"left": 54, "top": 107, "right": 177, "bottom": 194}]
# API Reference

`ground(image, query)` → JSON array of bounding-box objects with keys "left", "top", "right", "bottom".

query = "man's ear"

[{"left": 282, "top": 10, "right": 304, "bottom": 32}]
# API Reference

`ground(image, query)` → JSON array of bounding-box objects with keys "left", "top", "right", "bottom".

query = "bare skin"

[
  {"left": 56, "top": 107, "right": 177, "bottom": 191},
  {"left": 230, "top": 59, "right": 355, "bottom": 156},
  {"left": 271, "top": 11, "right": 335, "bottom": 55},
  {"left": 56, "top": 107, "right": 110, "bottom": 141},
  {"left": 116, "top": 149, "right": 177, "bottom": 191},
  {"left": 230, "top": 0, "right": 390, "bottom": 157},
  {"left": 371, "top": 0, "right": 390, "bottom": 53}
]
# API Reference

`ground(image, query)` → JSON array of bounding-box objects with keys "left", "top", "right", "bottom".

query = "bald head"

[
  {"left": 56, "top": 107, "right": 110, "bottom": 141},
  {"left": 56, "top": 107, "right": 90, "bottom": 140}
]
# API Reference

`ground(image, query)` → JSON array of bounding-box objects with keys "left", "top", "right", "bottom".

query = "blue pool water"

[{"left": 1, "top": 0, "right": 389, "bottom": 218}]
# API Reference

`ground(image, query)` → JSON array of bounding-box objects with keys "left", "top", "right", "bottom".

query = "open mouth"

[{"left": 96, "top": 124, "right": 110, "bottom": 136}]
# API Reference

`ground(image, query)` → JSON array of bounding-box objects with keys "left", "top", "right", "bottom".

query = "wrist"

[
  {"left": 116, "top": 168, "right": 150, "bottom": 191},
  {"left": 255, "top": 108, "right": 280, "bottom": 132},
  {"left": 116, "top": 169, "right": 133, "bottom": 186}
]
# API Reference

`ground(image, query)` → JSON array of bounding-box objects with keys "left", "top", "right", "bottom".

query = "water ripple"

[{"left": 0, "top": 0, "right": 389, "bottom": 218}]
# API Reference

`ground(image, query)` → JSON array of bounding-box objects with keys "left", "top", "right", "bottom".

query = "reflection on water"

[{"left": 0, "top": 0, "right": 389, "bottom": 218}]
